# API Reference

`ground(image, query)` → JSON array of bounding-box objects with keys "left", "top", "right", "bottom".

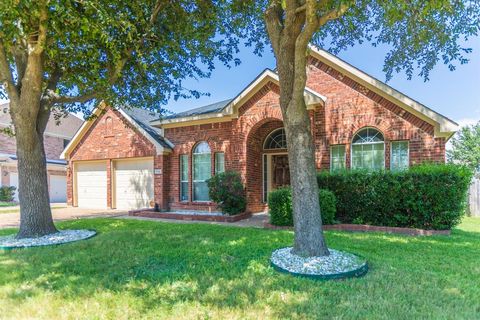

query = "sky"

[
  {"left": 1, "top": 37, "right": 479, "bottom": 127},
  {"left": 165, "top": 36, "right": 480, "bottom": 128}
]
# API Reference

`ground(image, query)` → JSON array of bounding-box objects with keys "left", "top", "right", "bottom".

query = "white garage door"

[
  {"left": 49, "top": 175, "right": 67, "bottom": 203},
  {"left": 114, "top": 159, "right": 154, "bottom": 210},
  {"left": 9, "top": 172, "right": 19, "bottom": 202},
  {"left": 76, "top": 162, "right": 107, "bottom": 209}
]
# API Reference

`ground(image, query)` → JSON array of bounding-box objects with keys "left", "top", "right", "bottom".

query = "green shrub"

[
  {"left": 268, "top": 187, "right": 337, "bottom": 226},
  {"left": 0, "top": 186, "right": 16, "bottom": 202},
  {"left": 207, "top": 171, "right": 246, "bottom": 215},
  {"left": 317, "top": 164, "right": 473, "bottom": 230},
  {"left": 318, "top": 189, "right": 336, "bottom": 225},
  {"left": 268, "top": 188, "right": 293, "bottom": 226}
]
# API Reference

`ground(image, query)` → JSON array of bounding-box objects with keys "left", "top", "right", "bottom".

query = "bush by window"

[
  {"left": 207, "top": 171, "right": 246, "bottom": 215},
  {"left": 317, "top": 164, "right": 473, "bottom": 230},
  {"left": 268, "top": 187, "right": 336, "bottom": 226}
]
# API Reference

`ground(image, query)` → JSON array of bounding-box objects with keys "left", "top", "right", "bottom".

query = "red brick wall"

[
  {"left": 0, "top": 127, "right": 65, "bottom": 160},
  {"left": 306, "top": 57, "right": 446, "bottom": 168},
  {"left": 69, "top": 108, "right": 155, "bottom": 161}
]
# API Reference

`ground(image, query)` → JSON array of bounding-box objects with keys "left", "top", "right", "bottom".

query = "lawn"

[
  {"left": 0, "top": 201, "right": 16, "bottom": 208},
  {"left": 0, "top": 218, "right": 479, "bottom": 319}
]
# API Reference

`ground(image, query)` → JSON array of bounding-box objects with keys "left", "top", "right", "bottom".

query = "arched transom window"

[
  {"left": 264, "top": 128, "right": 287, "bottom": 150},
  {"left": 193, "top": 141, "right": 211, "bottom": 201},
  {"left": 351, "top": 127, "right": 385, "bottom": 170}
]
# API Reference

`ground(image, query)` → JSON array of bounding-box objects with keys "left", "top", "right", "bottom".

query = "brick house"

[
  {"left": 61, "top": 47, "right": 458, "bottom": 212},
  {"left": 0, "top": 102, "right": 83, "bottom": 202}
]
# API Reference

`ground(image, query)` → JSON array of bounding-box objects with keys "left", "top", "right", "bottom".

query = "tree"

[
  {"left": 259, "top": 0, "right": 480, "bottom": 257},
  {"left": 0, "top": 0, "right": 244, "bottom": 238},
  {"left": 448, "top": 121, "right": 480, "bottom": 173}
]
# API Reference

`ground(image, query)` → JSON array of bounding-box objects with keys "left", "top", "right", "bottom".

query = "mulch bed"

[
  {"left": 264, "top": 222, "right": 451, "bottom": 236},
  {"left": 129, "top": 209, "right": 252, "bottom": 223}
]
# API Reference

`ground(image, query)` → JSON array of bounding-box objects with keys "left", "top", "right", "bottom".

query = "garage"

[
  {"left": 49, "top": 175, "right": 67, "bottom": 203},
  {"left": 75, "top": 161, "right": 108, "bottom": 209},
  {"left": 114, "top": 158, "right": 154, "bottom": 210}
]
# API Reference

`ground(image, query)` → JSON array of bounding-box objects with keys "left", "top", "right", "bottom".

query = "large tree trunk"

[
  {"left": 283, "top": 97, "right": 329, "bottom": 257},
  {"left": 13, "top": 103, "right": 57, "bottom": 239},
  {"left": 265, "top": 1, "right": 330, "bottom": 257}
]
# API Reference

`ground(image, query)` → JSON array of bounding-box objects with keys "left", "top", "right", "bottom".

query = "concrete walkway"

[
  {"left": 116, "top": 212, "right": 269, "bottom": 228},
  {"left": 0, "top": 207, "right": 127, "bottom": 229}
]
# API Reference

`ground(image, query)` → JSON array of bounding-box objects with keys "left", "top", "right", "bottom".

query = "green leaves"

[
  {"left": 317, "top": 164, "right": 473, "bottom": 230},
  {"left": 448, "top": 121, "right": 480, "bottom": 174}
]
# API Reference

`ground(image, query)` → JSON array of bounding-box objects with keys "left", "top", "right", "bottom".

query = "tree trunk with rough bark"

[
  {"left": 264, "top": 0, "right": 337, "bottom": 257},
  {"left": 13, "top": 101, "right": 57, "bottom": 238}
]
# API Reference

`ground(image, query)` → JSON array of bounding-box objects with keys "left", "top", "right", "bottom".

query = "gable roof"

[
  {"left": 119, "top": 107, "right": 173, "bottom": 149},
  {"left": 307, "top": 46, "right": 458, "bottom": 138},
  {"left": 60, "top": 103, "right": 172, "bottom": 159},
  {"left": 0, "top": 102, "right": 83, "bottom": 139},
  {"left": 153, "top": 48, "right": 458, "bottom": 139},
  {"left": 151, "top": 69, "right": 326, "bottom": 128},
  {"left": 165, "top": 99, "right": 233, "bottom": 120}
]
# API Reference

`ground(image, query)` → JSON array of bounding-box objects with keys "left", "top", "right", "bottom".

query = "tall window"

[
  {"left": 351, "top": 127, "right": 385, "bottom": 170},
  {"left": 330, "top": 145, "right": 346, "bottom": 172},
  {"left": 180, "top": 155, "right": 189, "bottom": 201},
  {"left": 264, "top": 128, "right": 287, "bottom": 150},
  {"left": 193, "top": 141, "right": 211, "bottom": 201},
  {"left": 391, "top": 141, "right": 409, "bottom": 171},
  {"left": 215, "top": 152, "right": 225, "bottom": 174}
]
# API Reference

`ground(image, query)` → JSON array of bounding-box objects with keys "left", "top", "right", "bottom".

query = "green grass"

[
  {"left": 0, "top": 218, "right": 479, "bottom": 319},
  {"left": 0, "top": 201, "right": 16, "bottom": 207},
  {"left": 0, "top": 206, "right": 66, "bottom": 214}
]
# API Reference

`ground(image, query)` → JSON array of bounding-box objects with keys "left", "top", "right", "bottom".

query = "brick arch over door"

[{"left": 245, "top": 118, "right": 284, "bottom": 213}]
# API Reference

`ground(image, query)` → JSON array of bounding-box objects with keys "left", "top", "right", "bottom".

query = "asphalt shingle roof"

[
  {"left": 165, "top": 99, "right": 233, "bottom": 120},
  {"left": 119, "top": 107, "right": 172, "bottom": 149}
]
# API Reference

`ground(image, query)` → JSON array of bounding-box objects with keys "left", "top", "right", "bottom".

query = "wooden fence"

[{"left": 468, "top": 177, "right": 480, "bottom": 217}]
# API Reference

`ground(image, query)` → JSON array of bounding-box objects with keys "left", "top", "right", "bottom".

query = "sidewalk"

[{"left": 0, "top": 207, "right": 127, "bottom": 229}]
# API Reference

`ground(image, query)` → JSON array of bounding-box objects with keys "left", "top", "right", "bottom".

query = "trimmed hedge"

[
  {"left": 317, "top": 164, "right": 473, "bottom": 230},
  {"left": 207, "top": 171, "right": 246, "bottom": 215},
  {"left": 268, "top": 187, "right": 336, "bottom": 226}
]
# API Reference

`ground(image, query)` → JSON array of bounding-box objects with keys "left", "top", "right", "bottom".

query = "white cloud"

[{"left": 456, "top": 117, "right": 480, "bottom": 128}]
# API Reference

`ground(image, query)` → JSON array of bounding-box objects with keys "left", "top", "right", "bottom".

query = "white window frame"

[
  {"left": 330, "top": 144, "right": 346, "bottom": 172},
  {"left": 215, "top": 152, "right": 225, "bottom": 174},
  {"left": 390, "top": 140, "right": 410, "bottom": 171},
  {"left": 179, "top": 154, "right": 189, "bottom": 202},
  {"left": 192, "top": 141, "right": 211, "bottom": 202},
  {"left": 350, "top": 127, "right": 385, "bottom": 170}
]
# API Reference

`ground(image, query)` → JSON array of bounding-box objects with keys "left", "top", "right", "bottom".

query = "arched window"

[
  {"left": 351, "top": 127, "right": 385, "bottom": 170},
  {"left": 264, "top": 128, "right": 287, "bottom": 150},
  {"left": 193, "top": 141, "right": 211, "bottom": 201}
]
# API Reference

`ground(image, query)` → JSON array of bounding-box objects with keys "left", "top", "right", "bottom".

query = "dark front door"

[{"left": 272, "top": 155, "right": 290, "bottom": 189}]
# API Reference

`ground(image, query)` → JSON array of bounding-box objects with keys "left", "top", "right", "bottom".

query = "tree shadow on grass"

[{"left": 0, "top": 218, "right": 479, "bottom": 318}]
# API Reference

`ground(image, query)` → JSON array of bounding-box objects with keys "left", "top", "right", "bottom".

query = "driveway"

[{"left": 0, "top": 207, "right": 127, "bottom": 229}]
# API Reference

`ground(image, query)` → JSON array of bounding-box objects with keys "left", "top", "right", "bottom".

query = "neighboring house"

[
  {"left": 61, "top": 47, "right": 458, "bottom": 212},
  {"left": 0, "top": 103, "right": 83, "bottom": 202}
]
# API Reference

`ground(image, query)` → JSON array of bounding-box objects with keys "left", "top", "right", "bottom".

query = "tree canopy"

[{"left": 448, "top": 121, "right": 480, "bottom": 173}]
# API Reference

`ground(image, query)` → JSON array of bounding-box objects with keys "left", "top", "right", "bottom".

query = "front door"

[{"left": 272, "top": 155, "right": 290, "bottom": 189}]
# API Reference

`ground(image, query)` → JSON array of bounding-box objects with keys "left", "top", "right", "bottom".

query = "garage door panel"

[
  {"left": 49, "top": 175, "right": 67, "bottom": 203},
  {"left": 76, "top": 162, "right": 107, "bottom": 209},
  {"left": 115, "top": 159, "right": 154, "bottom": 210}
]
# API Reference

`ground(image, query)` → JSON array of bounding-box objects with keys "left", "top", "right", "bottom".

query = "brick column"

[
  {"left": 154, "top": 153, "right": 170, "bottom": 211},
  {"left": 106, "top": 160, "right": 112, "bottom": 208},
  {"left": 66, "top": 162, "right": 74, "bottom": 206}
]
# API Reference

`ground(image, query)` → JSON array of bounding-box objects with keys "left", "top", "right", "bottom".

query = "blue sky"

[{"left": 166, "top": 36, "right": 480, "bottom": 127}]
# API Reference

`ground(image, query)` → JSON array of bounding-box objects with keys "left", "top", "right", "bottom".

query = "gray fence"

[{"left": 468, "top": 177, "right": 480, "bottom": 217}]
